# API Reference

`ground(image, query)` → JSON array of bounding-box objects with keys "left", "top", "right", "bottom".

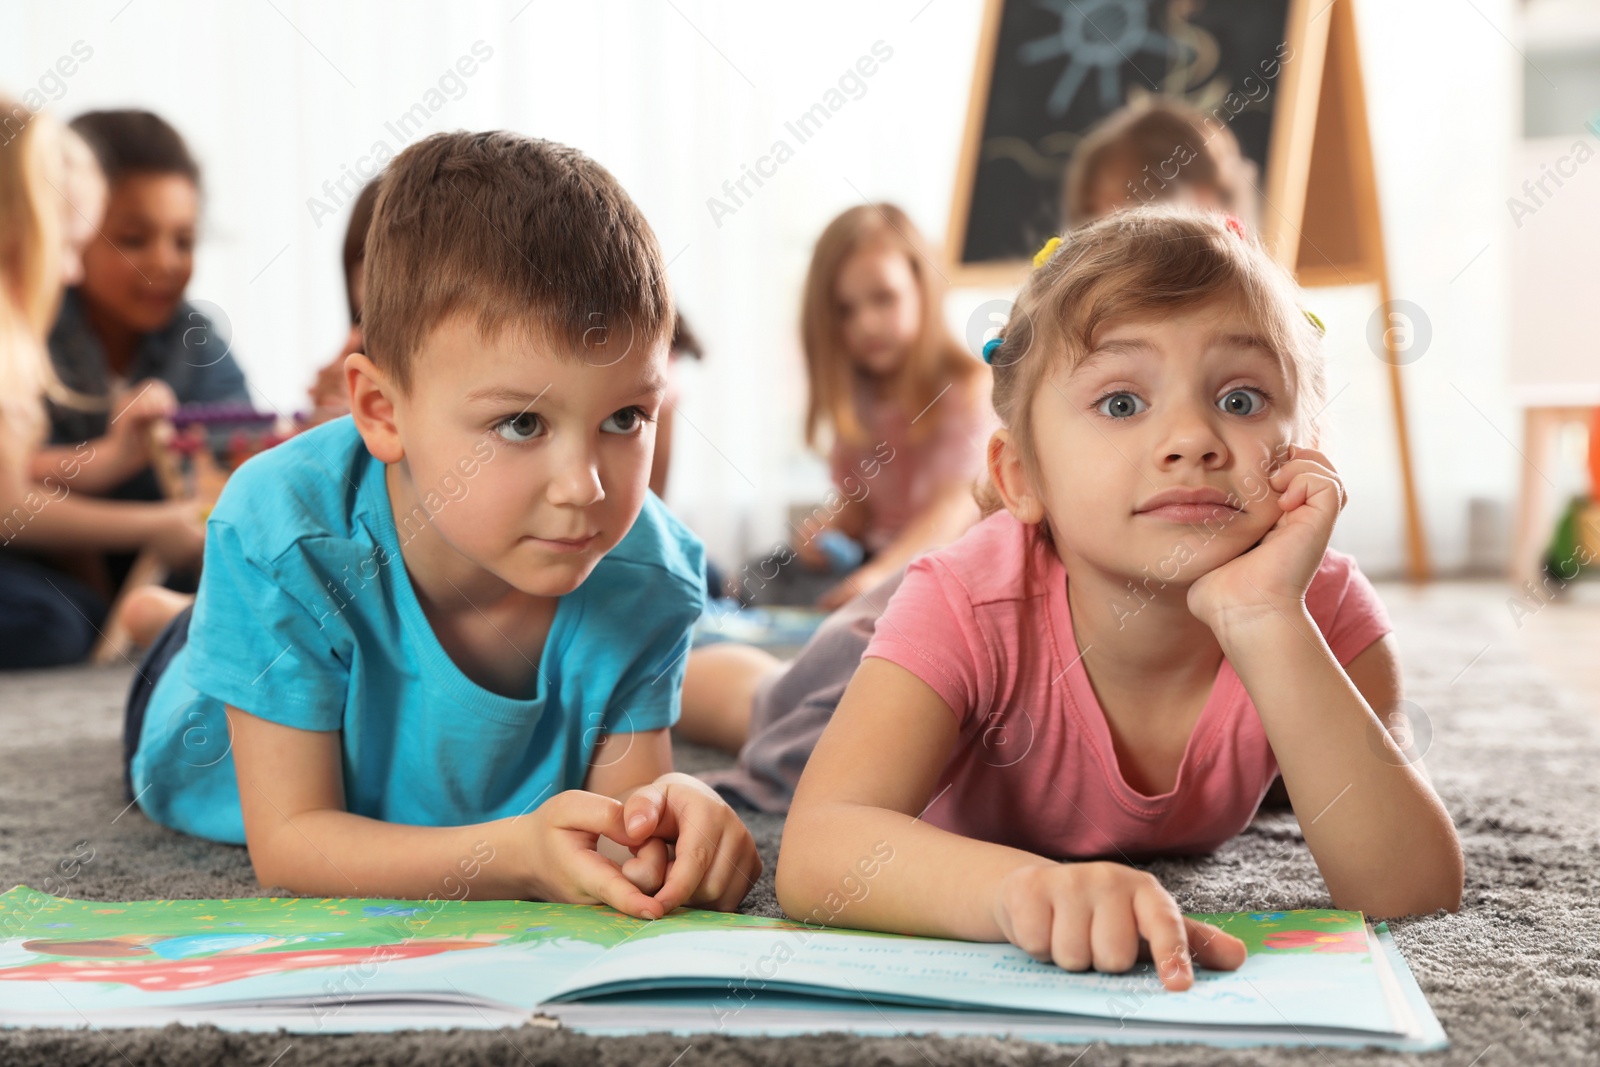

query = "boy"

[{"left": 123, "top": 131, "right": 760, "bottom": 919}]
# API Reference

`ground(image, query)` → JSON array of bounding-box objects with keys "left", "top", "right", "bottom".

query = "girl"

[
  {"left": 38, "top": 109, "right": 250, "bottom": 496},
  {"left": 681, "top": 205, "right": 993, "bottom": 750},
  {"left": 0, "top": 102, "right": 205, "bottom": 669},
  {"left": 742, "top": 203, "right": 994, "bottom": 611},
  {"left": 776, "top": 206, "right": 1462, "bottom": 991}
]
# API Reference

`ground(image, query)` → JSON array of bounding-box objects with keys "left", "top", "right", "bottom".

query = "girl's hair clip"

[
  {"left": 982, "top": 337, "right": 1004, "bottom": 364},
  {"left": 1223, "top": 214, "right": 1247, "bottom": 239},
  {"left": 1032, "top": 235, "right": 1063, "bottom": 269},
  {"left": 1302, "top": 308, "right": 1325, "bottom": 336}
]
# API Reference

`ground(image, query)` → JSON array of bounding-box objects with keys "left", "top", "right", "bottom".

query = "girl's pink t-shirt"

[{"left": 862, "top": 510, "right": 1394, "bottom": 861}]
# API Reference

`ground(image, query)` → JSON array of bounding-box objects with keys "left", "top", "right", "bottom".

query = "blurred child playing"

[
  {"left": 42, "top": 110, "right": 251, "bottom": 493},
  {"left": 1, "top": 103, "right": 205, "bottom": 669},
  {"left": 121, "top": 131, "right": 760, "bottom": 916},
  {"left": 737, "top": 203, "right": 992, "bottom": 611},
  {"left": 121, "top": 178, "right": 381, "bottom": 646},
  {"left": 777, "top": 206, "right": 1462, "bottom": 989},
  {"left": 306, "top": 178, "right": 381, "bottom": 425},
  {"left": 676, "top": 205, "right": 992, "bottom": 753},
  {"left": 1061, "top": 96, "right": 1258, "bottom": 228}
]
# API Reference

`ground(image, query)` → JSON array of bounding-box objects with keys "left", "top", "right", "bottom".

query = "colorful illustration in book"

[
  {"left": 0, "top": 887, "right": 835, "bottom": 991},
  {"left": 2, "top": 933, "right": 507, "bottom": 991}
]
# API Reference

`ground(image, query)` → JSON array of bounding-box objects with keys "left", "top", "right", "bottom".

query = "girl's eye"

[
  {"left": 1095, "top": 392, "right": 1146, "bottom": 419},
  {"left": 601, "top": 406, "right": 650, "bottom": 435},
  {"left": 1218, "top": 387, "right": 1268, "bottom": 416},
  {"left": 494, "top": 411, "right": 545, "bottom": 443}
]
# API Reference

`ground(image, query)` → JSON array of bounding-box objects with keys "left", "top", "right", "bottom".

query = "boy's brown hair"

[{"left": 362, "top": 131, "right": 671, "bottom": 391}]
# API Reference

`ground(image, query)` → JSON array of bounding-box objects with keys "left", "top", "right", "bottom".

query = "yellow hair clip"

[
  {"left": 1033, "top": 236, "right": 1063, "bottom": 269},
  {"left": 1302, "top": 309, "right": 1325, "bottom": 336}
]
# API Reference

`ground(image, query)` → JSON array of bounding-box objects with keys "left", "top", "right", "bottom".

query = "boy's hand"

[
  {"left": 991, "top": 861, "right": 1247, "bottom": 991},
  {"left": 522, "top": 790, "right": 673, "bottom": 920},
  {"left": 622, "top": 772, "right": 762, "bottom": 913},
  {"left": 1187, "top": 445, "right": 1346, "bottom": 635},
  {"left": 618, "top": 837, "right": 669, "bottom": 895}
]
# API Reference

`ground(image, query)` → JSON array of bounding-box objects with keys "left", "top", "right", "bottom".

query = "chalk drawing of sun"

[{"left": 1018, "top": 0, "right": 1175, "bottom": 116}]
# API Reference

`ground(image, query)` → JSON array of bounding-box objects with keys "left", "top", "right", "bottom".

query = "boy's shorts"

[{"left": 122, "top": 605, "right": 194, "bottom": 803}]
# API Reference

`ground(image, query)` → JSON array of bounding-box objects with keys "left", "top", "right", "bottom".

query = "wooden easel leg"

[{"left": 1375, "top": 278, "right": 1432, "bottom": 583}]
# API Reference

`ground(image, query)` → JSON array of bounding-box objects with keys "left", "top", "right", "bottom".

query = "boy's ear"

[
  {"left": 345, "top": 353, "right": 404, "bottom": 464},
  {"left": 987, "top": 429, "right": 1046, "bottom": 525}
]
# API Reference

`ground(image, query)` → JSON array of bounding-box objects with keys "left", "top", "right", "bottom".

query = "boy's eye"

[
  {"left": 494, "top": 411, "right": 545, "bottom": 442},
  {"left": 1095, "top": 392, "right": 1146, "bottom": 419},
  {"left": 601, "top": 406, "right": 649, "bottom": 435},
  {"left": 1218, "top": 388, "right": 1268, "bottom": 416}
]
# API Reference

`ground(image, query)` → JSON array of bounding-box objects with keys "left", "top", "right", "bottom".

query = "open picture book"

[{"left": 0, "top": 885, "right": 1445, "bottom": 1050}]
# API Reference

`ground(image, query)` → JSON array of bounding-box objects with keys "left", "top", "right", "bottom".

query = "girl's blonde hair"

[
  {"left": 0, "top": 98, "right": 70, "bottom": 447},
  {"left": 976, "top": 205, "right": 1327, "bottom": 520},
  {"left": 801, "top": 203, "right": 978, "bottom": 449}
]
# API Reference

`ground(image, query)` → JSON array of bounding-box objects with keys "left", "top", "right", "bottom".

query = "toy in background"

[
  {"left": 1540, "top": 405, "right": 1600, "bottom": 586},
  {"left": 814, "top": 529, "right": 865, "bottom": 573},
  {"left": 166, "top": 403, "right": 302, "bottom": 511}
]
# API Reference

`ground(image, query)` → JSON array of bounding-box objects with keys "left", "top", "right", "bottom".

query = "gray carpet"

[{"left": 1, "top": 586, "right": 1597, "bottom": 1065}]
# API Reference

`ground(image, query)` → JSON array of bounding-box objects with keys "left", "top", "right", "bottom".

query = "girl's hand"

[
  {"left": 992, "top": 862, "right": 1247, "bottom": 991},
  {"left": 1187, "top": 445, "right": 1347, "bottom": 634},
  {"left": 111, "top": 378, "right": 179, "bottom": 428}
]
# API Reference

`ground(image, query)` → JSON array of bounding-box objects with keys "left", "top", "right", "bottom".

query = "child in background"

[
  {"left": 122, "top": 131, "right": 759, "bottom": 916},
  {"left": 42, "top": 110, "right": 251, "bottom": 493},
  {"left": 651, "top": 312, "right": 704, "bottom": 501},
  {"left": 306, "top": 178, "right": 381, "bottom": 424},
  {"left": 778, "top": 207, "right": 1462, "bottom": 988},
  {"left": 739, "top": 203, "right": 993, "bottom": 611},
  {"left": 121, "top": 178, "right": 381, "bottom": 647},
  {"left": 1061, "top": 96, "right": 1258, "bottom": 229},
  {"left": 0, "top": 103, "right": 205, "bottom": 669}
]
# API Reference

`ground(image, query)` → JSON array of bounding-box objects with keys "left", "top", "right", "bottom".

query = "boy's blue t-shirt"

[{"left": 131, "top": 416, "right": 706, "bottom": 844}]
